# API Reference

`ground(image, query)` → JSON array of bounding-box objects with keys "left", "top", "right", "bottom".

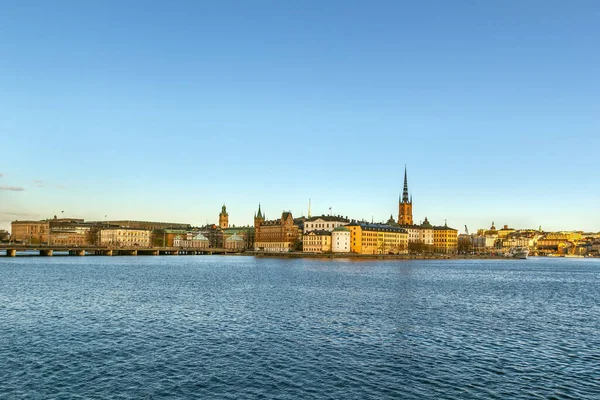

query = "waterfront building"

[
  {"left": 303, "top": 215, "right": 349, "bottom": 233},
  {"left": 99, "top": 227, "right": 151, "bottom": 248},
  {"left": 253, "top": 205, "right": 301, "bottom": 252},
  {"left": 173, "top": 232, "right": 209, "bottom": 248},
  {"left": 223, "top": 227, "right": 254, "bottom": 250},
  {"left": 398, "top": 166, "right": 413, "bottom": 225},
  {"left": 419, "top": 217, "right": 435, "bottom": 246},
  {"left": 225, "top": 233, "right": 246, "bottom": 250},
  {"left": 219, "top": 205, "right": 229, "bottom": 229},
  {"left": 397, "top": 224, "right": 420, "bottom": 243},
  {"left": 331, "top": 226, "right": 351, "bottom": 253},
  {"left": 199, "top": 225, "right": 224, "bottom": 248},
  {"left": 303, "top": 230, "right": 332, "bottom": 253},
  {"left": 0, "top": 230, "right": 9, "bottom": 242},
  {"left": 433, "top": 222, "right": 458, "bottom": 253},
  {"left": 11, "top": 220, "right": 50, "bottom": 244},
  {"left": 345, "top": 223, "right": 408, "bottom": 255},
  {"left": 473, "top": 235, "right": 497, "bottom": 250},
  {"left": 152, "top": 229, "right": 189, "bottom": 247},
  {"left": 50, "top": 222, "right": 96, "bottom": 246}
]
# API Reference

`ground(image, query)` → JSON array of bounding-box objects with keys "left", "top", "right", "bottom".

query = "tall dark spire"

[
  {"left": 256, "top": 203, "right": 263, "bottom": 219},
  {"left": 402, "top": 165, "right": 409, "bottom": 203}
]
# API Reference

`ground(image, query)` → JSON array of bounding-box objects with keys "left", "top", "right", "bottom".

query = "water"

[{"left": 1, "top": 256, "right": 599, "bottom": 399}]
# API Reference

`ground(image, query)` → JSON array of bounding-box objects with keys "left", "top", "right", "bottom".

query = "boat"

[
  {"left": 564, "top": 254, "right": 584, "bottom": 258},
  {"left": 511, "top": 247, "right": 529, "bottom": 259}
]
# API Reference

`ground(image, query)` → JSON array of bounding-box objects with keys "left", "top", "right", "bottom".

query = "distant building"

[
  {"left": 50, "top": 221, "right": 97, "bottom": 246},
  {"left": 173, "top": 232, "right": 209, "bottom": 248},
  {"left": 0, "top": 230, "right": 10, "bottom": 242},
  {"left": 225, "top": 233, "right": 245, "bottom": 250},
  {"left": 103, "top": 220, "right": 190, "bottom": 231},
  {"left": 303, "top": 230, "right": 332, "bottom": 253},
  {"left": 223, "top": 227, "right": 254, "bottom": 250},
  {"left": 345, "top": 223, "right": 408, "bottom": 255},
  {"left": 419, "top": 217, "right": 434, "bottom": 246},
  {"left": 303, "top": 215, "right": 349, "bottom": 233},
  {"left": 11, "top": 220, "right": 50, "bottom": 244},
  {"left": 253, "top": 205, "right": 301, "bottom": 252},
  {"left": 331, "top": 226, "right": 351, "bottom": 253},
  {"left": 498, "top": 225, "right": 515, "bottom": 238},
  {"left": 433, "top": 222, "right": 458, "bottom": 253},
  {"left": 153, "top": 229, "right": 189, "bottom": 247},
  {"left": 219, "top": 205, "right": 229, "bottom": 229},
  {"left": 99, "top": 227, "right": 151, "bottom": 248}
]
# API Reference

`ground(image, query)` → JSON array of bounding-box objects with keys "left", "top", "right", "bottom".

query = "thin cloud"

[
  {"left": 33, "top": 180, "right": 44, "bottom": 187},
  {"left": 0, "top": 186, "right": 25, "bottom": 191},
  {"left": 0, "top": 173, "right": 3, "bottom": 177},
  {"left": 3, "top": 212, "right": 38, "bottom": 217}
]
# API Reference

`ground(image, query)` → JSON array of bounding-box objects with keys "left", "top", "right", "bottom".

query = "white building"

[
  {"left": 99, "top": 227, "right": 151, "bottom": 248},
  {"left": 304, "top": 216, "right": 349, "bottom": 234},
  {"left": 332, "top": 226, "right": 351, "bottom": 253},
  {"left": 174, "top": 232, "right": 209, "bottom": 248},
  {"left": 225, "top": 233, "right": 245, "bottom": 250},
  {"left": 419, "top": 217, "right": 434, "bottom": 246}
]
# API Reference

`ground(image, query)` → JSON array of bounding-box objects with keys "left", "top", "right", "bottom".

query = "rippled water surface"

[{"left": 1, "top": 256, "right": 599, "bottom": 399}]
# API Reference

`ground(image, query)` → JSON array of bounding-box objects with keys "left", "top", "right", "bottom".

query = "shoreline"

[{"left": 248, "top": 252, "right": 507, "bottom": 260}]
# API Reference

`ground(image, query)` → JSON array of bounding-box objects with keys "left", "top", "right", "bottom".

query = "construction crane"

[{"left": 465, "top": 225, "right": 475, "bottom": 254}]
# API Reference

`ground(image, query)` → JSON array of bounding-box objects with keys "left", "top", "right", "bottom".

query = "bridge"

[{"left": 0, "top": 244, "right": 244, "bottom": 257}]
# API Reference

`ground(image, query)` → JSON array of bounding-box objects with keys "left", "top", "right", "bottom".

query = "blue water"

[{"left": 1, "top": 256, "right": 599, "bottom": 399}]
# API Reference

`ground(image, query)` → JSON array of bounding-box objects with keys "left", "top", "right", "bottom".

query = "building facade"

[
  {"left": 11, "top": 220, "right": 50, "bottom": 244},
  {"left": 345, "top": 223, "right": 409, "bottom": 255},
  {"left": 331, "top": 226, "right": 351, "bottom": 253},
  {"left": 225, "top": 233, "right": 246, "bottom": 250},
  {"left": 433, "top": 222, "right": 458, "bottom": 253},
  {"left": 254, "top": 205, "right": 301, "bottom": 252},
  {"left": 173, "top": 232, "right": 210, "bottom": 248},
  {"left": 303, "top": 230, "right": 332, "bottom": 253},
  {"left": 303, "top": 215, "right": 349, "bottom": 233},
  {"left": 99, "top": 228, "right": 151, "bottom": 247}
]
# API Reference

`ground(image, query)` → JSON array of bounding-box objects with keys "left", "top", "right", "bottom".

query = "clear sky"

[{"left": 1, "top": 0, "right": 599, "bottom": 233}]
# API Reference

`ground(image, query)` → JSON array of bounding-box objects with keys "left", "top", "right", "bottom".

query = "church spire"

[
  {"left": 402, "top": 165, "right": 409, "bottom": 203},
  {"left": 256, "top": 203, "right": 263, "bottom": 219}
]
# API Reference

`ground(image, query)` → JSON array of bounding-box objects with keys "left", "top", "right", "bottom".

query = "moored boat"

[{"left": 512, "top": 247, "right": 529, "bottom": 259}]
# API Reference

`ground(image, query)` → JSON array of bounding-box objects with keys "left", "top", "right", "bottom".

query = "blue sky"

[{"left": 1, "top": 0, "right": 599, "bottom": 232}]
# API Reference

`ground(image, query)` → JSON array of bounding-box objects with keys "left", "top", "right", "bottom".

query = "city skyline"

[{"left": 1, "top": 1, "right": 599, "bottom": 232}]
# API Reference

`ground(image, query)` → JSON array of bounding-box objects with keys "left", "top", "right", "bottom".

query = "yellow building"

[
  {"left": 433, "top": 222, "right": 458, "bottom": 253},
  {"left": 545, "top": 231, "right": 582, "bottom": 241},
  {"left": 11, "top": 220, "right": 50, "bottom": 244},
  {"left": 345, "top": 223, "right": 408, "bottom": 255},
  {"left": 303, "top": 230, "right": 332, "bottom": 253},
  {"left": 498, "top": 225, "right": 515, "bottom": 238}
]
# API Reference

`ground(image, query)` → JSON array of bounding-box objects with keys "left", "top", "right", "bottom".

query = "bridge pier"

[
  {"left": 76, "top": 249, "right": 85, "bottom": 256},
  {"left": 40, "top": 249, "right": 53, "bottom": 257},
  {"left": 6, "top": 249, "right": 16, "bottom": 257}
]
